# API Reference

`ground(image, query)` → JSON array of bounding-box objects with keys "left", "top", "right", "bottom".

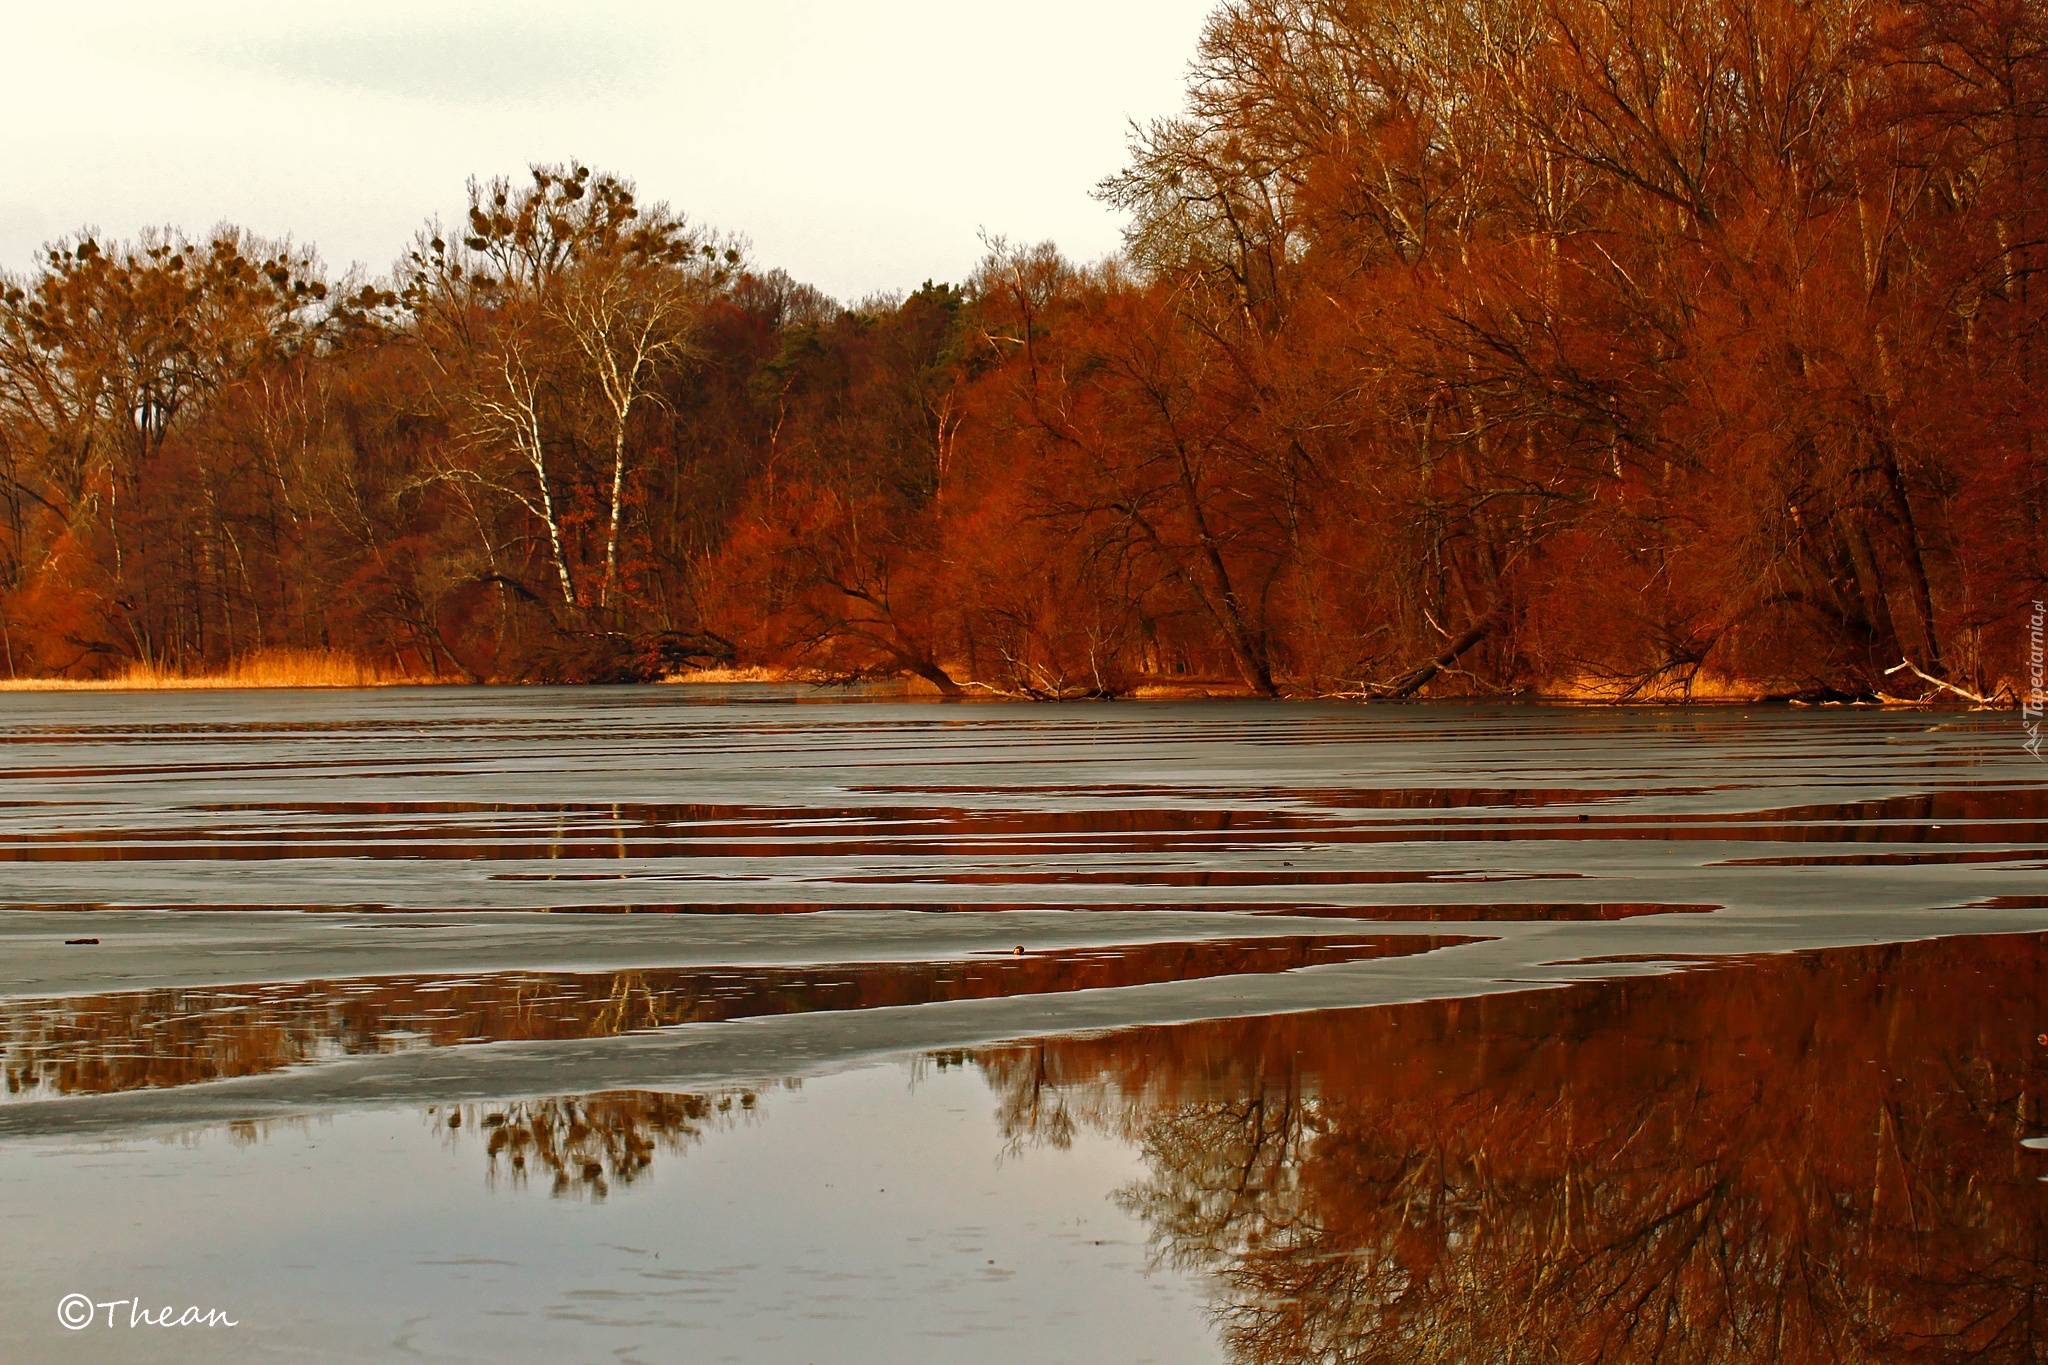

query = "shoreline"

[{"left": 0, "top": 670, "right": 2016, "bottom": 708}]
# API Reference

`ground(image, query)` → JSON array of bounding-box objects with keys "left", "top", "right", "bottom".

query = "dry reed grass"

[
  {"left": 1540, "top": 671, "right": 1765, "bottom": 703},
  {"left": 660, "top": 665, "right": 818, "bottom": 684},
  {"left": 0, "top": 649, "right": 426, "bottom": 692}
]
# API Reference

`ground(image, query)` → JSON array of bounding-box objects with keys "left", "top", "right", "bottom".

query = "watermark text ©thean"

[{"left": 56, "top": 1293, "right": 238, "bottom": 1330}]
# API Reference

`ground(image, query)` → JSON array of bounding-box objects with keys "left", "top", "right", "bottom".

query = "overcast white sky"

[{"left": 0, "top": 1, "right": 1216, "bottom": 301}]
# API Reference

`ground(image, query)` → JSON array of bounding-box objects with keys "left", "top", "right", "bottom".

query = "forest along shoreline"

[{"left": 0, "top": 7, "right": 2041, "bottom": 706}]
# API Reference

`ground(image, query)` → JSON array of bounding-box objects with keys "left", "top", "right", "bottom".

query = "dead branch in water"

[{"left": 1882, "top": 660, "right": 2015, "bottom": 708}]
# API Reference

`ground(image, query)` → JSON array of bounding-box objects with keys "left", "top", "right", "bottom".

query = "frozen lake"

[{"left": 1, "top": 688, "right": 2044, "bottom": 1361}]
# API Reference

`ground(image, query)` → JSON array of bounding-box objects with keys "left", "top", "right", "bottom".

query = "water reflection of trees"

[
  {"left": 0, "top": 937, "right": 1436, "bottom": 1098},
  {"left": 432, "top": 1086, "right": 776, "bottom": 1200},
  {"left": 978, "top": 935, "right": 2048, "bottom": 1363}
]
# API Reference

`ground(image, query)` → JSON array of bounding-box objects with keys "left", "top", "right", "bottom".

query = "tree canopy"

[{"left": 1, "top": 2, "right": 2041, "bottom": 699}]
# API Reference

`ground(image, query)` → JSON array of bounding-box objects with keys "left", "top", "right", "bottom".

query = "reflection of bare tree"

[
  {"left": 978, "top": 1045, "right": 1079, "bottom": 1154},
  {"left": 1118, "top": 1085, "right": 1313, "bottom": 1277},
  {"left": 978, "top": 935, "right": 2048, "bottom": 1364},
  {"left": 430, "top": 1086, "right": 779, "bottom": 1200}
]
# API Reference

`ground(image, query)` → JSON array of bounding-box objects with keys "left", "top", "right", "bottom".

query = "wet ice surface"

[
  {"left": 1, "top": 687, "right": 2046, "bottom": 1361},
  {"left": 2, "top": 934, "right": 1475, "bottom": 1100},
  {"left": 2, "top": 688, "right": 2045, "bottom": 1129}
]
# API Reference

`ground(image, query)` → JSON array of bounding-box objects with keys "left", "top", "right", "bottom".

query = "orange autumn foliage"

[{"left": 0, "top": 4, "right": 2040, "bottom": 697}]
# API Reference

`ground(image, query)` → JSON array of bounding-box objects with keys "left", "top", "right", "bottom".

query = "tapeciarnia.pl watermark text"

[
  {"left": 57, "top": 1293, "right": 237, "bottom": 1330},
  {"left": 2026, "top": 599, "right": 2045, "bottom": 761}
]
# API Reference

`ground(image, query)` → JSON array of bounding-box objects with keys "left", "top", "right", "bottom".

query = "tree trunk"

[{"left": 1379, "top": 600, "right": 1510, "bottom": 699}]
